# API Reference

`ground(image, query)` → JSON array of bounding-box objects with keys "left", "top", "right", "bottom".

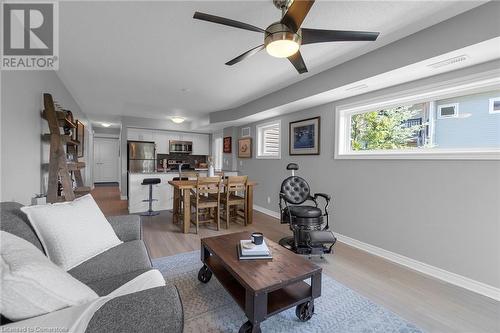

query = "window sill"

[
  {"left": 335, "top": 149, "right": 500, "bottom": 160},
  {"left": 256, "top": 155, "right": 281, "bottom": 160}
]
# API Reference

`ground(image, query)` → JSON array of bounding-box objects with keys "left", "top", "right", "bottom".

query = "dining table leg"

[
  {"left": 173, "top": 188, "right": 179, "bottom": 224},
  {"left": 183, "top": 188, "right": 191, "bottom": 233},
  {"left": 246, "top": 185, "right": 253, "bottom": 225}
]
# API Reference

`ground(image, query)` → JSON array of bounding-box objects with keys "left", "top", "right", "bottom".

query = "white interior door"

[{"left": 94, "top": 138, "right": 119, "bottom": 183}]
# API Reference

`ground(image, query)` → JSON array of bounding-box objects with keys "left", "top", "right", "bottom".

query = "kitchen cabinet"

[
  {"left": 153, "top": 131, "right": 169, "bottom": 154},
  {"left": 128, "top": 128, "right": 210, "bottom": 156},
  {"left": 192, "top": 133, "right": 210, "bottom": 156},
  {"left": 127, "top": 128, "right": 153, "bottom": 142}
]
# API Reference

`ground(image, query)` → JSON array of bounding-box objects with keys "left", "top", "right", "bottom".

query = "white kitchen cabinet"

[
  {"left": 192, "top": 133, "right": 210, "bottom": 156},
  {"left": 153, "top": 131, "right": 169, "bottom": 154},
  {"left": 127, "top": 128, "right": 153, "bottom": 142}
]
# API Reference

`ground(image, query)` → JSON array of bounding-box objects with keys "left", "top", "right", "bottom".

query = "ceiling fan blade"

[
  {"left": 193, "top": 12, "right": 265, "bottom": 33},
  {"left": 288, "top": 50, "right": 308, "bottom": 74},
  {"left": 301, "top": 28, "right": 380, "bottom": 45},
  {"left": 281, "top": 0, "right": 315, "bottom": 32},
  {"left": 225, "top": 45, "right": 265, "bottom": 66}
]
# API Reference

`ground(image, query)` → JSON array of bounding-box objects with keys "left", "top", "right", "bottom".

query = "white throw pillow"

[
  {"left": 0, "top": 231, "right": 99, "bottom": 321},
  {"left": 21, "top": 194, "right": 122, "bottom": 271}
]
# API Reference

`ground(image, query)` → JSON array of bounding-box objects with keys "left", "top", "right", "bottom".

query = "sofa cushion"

[
  {"left": 20, "top": 195, "right": 123, "bottom": 271},
  {"left": 0, "top": 202, "right": 43, "bottom": 252},
  {"left": 85, "top": 285, "right": 183, "bottom": 333},
  {"left": 69, "top": 240, "right": 152, "bottom": 284},
  {"left": 0, "top": 231, "right": 98, "bottom": 321},
  {"left": 86, "top": 268, "right": 152, "bottom": 296}
]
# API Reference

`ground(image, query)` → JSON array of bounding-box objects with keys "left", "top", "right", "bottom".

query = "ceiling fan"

[{"left": 193, "top": 0, "right": 380, "bottom": 74}]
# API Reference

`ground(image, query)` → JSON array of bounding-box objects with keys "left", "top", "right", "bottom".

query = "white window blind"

[{"left": 257, "top": 121, "right": 281, "bottom": 159}]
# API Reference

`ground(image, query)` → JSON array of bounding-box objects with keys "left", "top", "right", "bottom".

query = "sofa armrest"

[
  {"left": 107, "top": 215, "right": 141, "bottom": 242},
  {"left": 85, "top": 285, "right": 183, "bottom": 333}
]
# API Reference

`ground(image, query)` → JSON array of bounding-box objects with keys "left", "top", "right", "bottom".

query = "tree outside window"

[{"left": 350, "top": 104, "right": 428, "bottom": 151}]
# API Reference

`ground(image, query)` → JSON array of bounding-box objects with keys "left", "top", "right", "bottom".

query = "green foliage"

[{"left": 351, "top": 105, "right": 425, "bottom": 150}]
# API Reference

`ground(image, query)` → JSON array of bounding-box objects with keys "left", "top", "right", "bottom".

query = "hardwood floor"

[{"left": 93, "top": 185, "right": 500, "bottom": 333}]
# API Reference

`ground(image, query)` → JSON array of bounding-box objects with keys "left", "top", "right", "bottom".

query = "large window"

[
  {"left": 336, "top": 74, "right": 500, "bottom": 159},
  {"left": 256, "top": 120, "right": 281, "bottom": 159}
]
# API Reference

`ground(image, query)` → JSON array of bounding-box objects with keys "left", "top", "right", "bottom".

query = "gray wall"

[
  {"left": 94, "top": 126, "right": 120, "bottom": 136},
  {"left": 222, "top": 126, "right": 238, "bottom": 171},
  {"left": 236, "top": 87, "right": 500, "bottom": 289},
  {"left": 1, "top": 71, "right": 91, "bottom": 205}
]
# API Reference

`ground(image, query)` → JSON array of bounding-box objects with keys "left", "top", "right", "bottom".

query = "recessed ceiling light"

[
  {"left": 101, "top": 122, "right": 111, "bottom": 127},
  {"left": 171, "top": 117, "right": 185, "bottom": 124},
  {"left": 427, "top": 55, "right": 468, "bottom": 69}
]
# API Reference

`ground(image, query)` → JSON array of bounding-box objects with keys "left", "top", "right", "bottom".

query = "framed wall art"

[
  {"left": 223, "top": 136, "right": 232, "bottom": 153},
  {"left": 289, "top": 116, "right": 320, "bottom": 155},
  {"left": 238, "top": 137, "right": 252, "bottom": 158}
]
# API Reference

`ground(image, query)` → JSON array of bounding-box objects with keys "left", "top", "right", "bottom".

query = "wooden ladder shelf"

[{"left": 43, "top": 93, "right": 90, "bottom": 203}]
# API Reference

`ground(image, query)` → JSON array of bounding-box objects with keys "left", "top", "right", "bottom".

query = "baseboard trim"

[
  {"left": 254, "top": 205, "right": 280, "bottom": 219},
  {"left": 253, "top": 205, "right": 500, "bottom": 301}
]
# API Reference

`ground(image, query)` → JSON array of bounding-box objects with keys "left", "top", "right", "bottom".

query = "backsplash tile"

[{"left": 157, "top": 153, "right": 207, "bottom": 169}]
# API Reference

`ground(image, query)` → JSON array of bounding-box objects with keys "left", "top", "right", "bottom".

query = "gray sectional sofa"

[{"left": 0, "top": 202, "right": 184, "bottom": 332}]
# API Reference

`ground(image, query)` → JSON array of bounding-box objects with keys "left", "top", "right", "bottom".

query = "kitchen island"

[{"left": 128, "top": 171, "right": 238, "bottom": 214}]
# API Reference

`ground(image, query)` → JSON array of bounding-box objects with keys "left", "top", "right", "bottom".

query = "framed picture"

[
  {"left": 223, "top": 137, "right": 232, "bottom": 153},
  {"left": 289, "top": 116, "right": 320, "bottom": 155},
  {"left": 76, "top": 120, "right": 85, "bottom": 158},
  {"left": 238, "top": 137, "right": 252, "bottom": 158}
]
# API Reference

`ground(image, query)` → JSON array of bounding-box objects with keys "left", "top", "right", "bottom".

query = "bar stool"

[{"left": 141, "top": 178, "right": 161, "bottom": 216}]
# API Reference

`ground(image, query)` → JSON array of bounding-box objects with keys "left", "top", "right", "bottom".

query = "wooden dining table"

[{"left": 168, "top": 179, "right": 258, "bottom": 233}]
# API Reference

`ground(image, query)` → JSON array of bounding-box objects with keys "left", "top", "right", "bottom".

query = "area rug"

[{"left": 152, "top": 251, "right": 423, "bottom": 333}]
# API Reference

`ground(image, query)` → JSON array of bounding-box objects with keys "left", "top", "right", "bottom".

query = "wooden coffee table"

[{"left": 198, "top": 231, "right": 322, "bottom": 333}]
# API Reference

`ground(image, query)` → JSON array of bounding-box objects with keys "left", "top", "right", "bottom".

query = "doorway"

[{"left": 93, "top": 137, "right": 120, "bottom": 184}]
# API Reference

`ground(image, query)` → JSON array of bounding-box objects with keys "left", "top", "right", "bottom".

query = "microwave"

[{"left": 169, "top": 140, "right": 193, "bottom": 154}]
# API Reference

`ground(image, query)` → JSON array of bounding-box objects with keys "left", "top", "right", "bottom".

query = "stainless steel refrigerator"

[{"left": 128, "top": 141, "right": 156, "bottom": 173}]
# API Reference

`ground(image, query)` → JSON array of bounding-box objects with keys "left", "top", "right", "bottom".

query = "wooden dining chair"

[
  {"left": 190, "top": 176, "right": 221, "bottom": 233},
  {"left": 220, "top": 176, "right": 248, "bottom": 229},
  {"left": 182, "top": 171, "right": 199, "bottom": 179},
  {"left": 172, "top": 177, "right": 188, "bottom": 224}
]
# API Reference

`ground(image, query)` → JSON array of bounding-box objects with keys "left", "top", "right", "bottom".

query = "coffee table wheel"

[
  {"left": 197, "top": 265, "right": 212, "bottom": 283},
  {"left": 296, "top": 300, "right": 314, "bottom": 322},
  {"left": 239, "top": 321, "right": 261, "bottom": 333}
]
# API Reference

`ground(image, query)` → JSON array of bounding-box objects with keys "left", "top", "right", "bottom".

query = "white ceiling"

[{"left": 57, "top": 1, "right": 486, "bottom": 127}]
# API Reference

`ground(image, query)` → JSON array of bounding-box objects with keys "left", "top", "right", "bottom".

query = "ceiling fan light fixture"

[
  {"left": 264, "top": 23, "right": 301, "bottom": 58},
  {"left": 171, "top": 117, "right": 185, "bottom": 124},
  {"left": 266, "top": 39, "right": 300, "bottom": 58}
]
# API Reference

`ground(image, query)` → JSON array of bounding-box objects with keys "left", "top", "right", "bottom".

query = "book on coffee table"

[{"left": 238, "top": 240, "right": 272, "bottom": 260}]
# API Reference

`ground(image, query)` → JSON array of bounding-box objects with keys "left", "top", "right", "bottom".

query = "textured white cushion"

[
  {"left": 0, "top": 231, "right": 98, "bottom": 321},
  {"left": 20, "top": 194, "right": 122, "bottom": 271}
]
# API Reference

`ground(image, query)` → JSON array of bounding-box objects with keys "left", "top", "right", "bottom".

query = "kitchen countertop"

[{"left": 129, "top": 169, "right": 236, "bottom": 175}]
